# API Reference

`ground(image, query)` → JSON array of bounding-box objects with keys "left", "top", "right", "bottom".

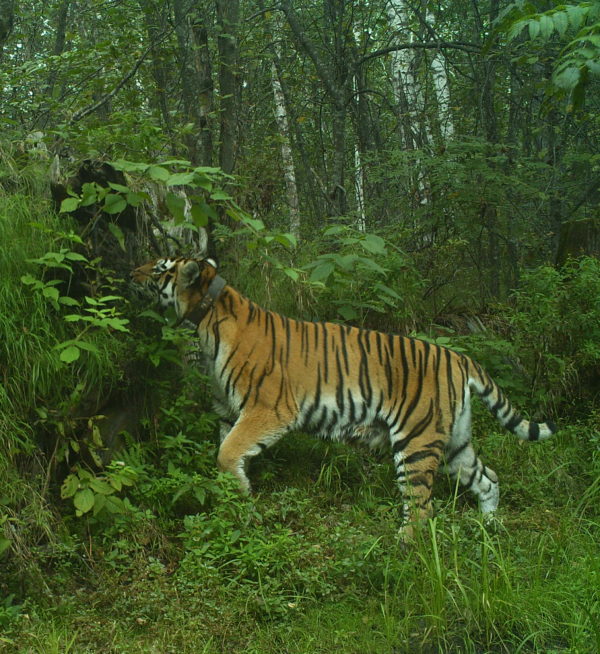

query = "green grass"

[
  {"left": 2, "top": 419, "right": 599, "bottom": 654},
  {"left": 0, "top": 161, "right": 598, "bottom": 653}
]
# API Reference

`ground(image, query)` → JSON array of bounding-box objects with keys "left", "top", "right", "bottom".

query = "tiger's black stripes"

[{"left": 132, "top": 256, "right": 558, "bottom": 537}]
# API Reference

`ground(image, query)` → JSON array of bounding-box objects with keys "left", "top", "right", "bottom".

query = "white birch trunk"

[
  {"left": 271, "top": 57, "right": 300, "bottom": 240},
  {"left": 353, "top": 27, "right": 366, "bottom": 232},
  {"left": 387, "top": 0, "right": 431, "bottom": 208},
  {"left": 354, "top": 139, "right": 366, "bottom": 232},
  {"left": 386, "top": 0, "right": 418, "bottom": 149},
  {"left": 426, "top": 10, "right": 454, "bottom": 141}
]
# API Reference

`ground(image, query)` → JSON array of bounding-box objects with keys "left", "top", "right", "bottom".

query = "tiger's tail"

[{"left": 469, "top": 365, "right": 557, "bottom": 441}]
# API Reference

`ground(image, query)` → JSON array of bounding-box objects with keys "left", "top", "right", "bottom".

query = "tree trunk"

[
  {"left": 556, "top": 217, "right": 600, "bottom": 267},
  {"left": 190, "top": 6, "right": 214, "bottom": 167},
  {"left": 477, "top": 0, "right": 501, "bottom": 298},
  {"left": 140, "top": 0, "right": 173, "bottom": 140},
  {"left": 0, "top": 0, "right": 14, "bottom": 62},
  {"left": 271, "top": 60, "right": 300, "bottom": 239},
  {"left": 426, "top": 10, "right": 454, "bottom": 142},
  {"left": 352, "top": 26, "right": 368, "bottom": 231},
  {"left": 281, "top": 0, "right": 349, "bottom": 217},
  {"left": 45, "top": 1, "right": 70, "bottom": 102},
  {"left": 386, "top": 0, "right": 427, "bottom": 150},
  {"left": 216, "top": 0, "right": 239, "bottom": 175},
  {"left": 174, "top": 0, "right": 205, "bottom": 164}
]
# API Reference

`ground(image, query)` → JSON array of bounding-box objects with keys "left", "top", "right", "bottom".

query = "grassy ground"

[
  {"left": 1, "top": 169, "right": 598, "bottom": 653},
  {"left": 3, "top": 416, "right": 599, "bottom": 654}
]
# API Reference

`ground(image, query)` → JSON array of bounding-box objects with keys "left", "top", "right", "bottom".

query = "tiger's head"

[{"left": 131, "top": 257, "right": 219, "bottom": 320}]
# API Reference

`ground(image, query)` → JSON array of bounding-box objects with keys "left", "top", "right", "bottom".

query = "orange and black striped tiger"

[{"left": 132, "top": 256, "right": 557, "bottom": 535}]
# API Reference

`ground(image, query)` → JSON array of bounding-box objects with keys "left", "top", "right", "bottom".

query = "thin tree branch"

[
  {"left": 359, "top": 41, "right": 482, "bottom": 66},
  {"left": 69, "top": 41, "right": 157, "bottom": 124},
  {"left": 279, "top": 0, "right": 344, "bottom": 107}
]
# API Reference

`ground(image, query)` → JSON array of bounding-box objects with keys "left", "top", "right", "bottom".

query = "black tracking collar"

[{"left": 176, "top": 275, "right": 227, "bottom": 327}]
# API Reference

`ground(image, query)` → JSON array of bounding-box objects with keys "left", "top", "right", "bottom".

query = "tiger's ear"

[
  {"left": 180, "top": 260, "right": 201, "bottom": 288},
  {"left": 204, "top": 257, "right": 218, "bottom": 270}
]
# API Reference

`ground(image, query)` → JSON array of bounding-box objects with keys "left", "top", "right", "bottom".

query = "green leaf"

[
  {"left": 96, "top": 295, "right": 122, "bottom": 303},
  {"left": 336, "top": 254, "right": 358, "bottom": 271},
  {"left": 148, "top": 165, "right": 170, "bottom": 181},
  {"left": 105, "top": 318, "right": 130, "bottom": 332},
  {"left": 108, "top": 182, "right": 130, "bottom": 193},
  {"left": 93, "top": 493, "right": 106, "bottom": 516},
  {"left": 103, "top": 194, "right": 127, "bottom": 215},
  {"left": 274, "top": 233, "right": 297, "bottom": 249},
  {"left": 566, "top": 5, "right": 585, "bottom": 31},
  {"left": 64, "top": 251, "right": 88, "bottom": 262},
  {"left": 0, "top": 536, "right": 10, "bottom": 556},
  {"left": 90, "top": 478, "right": 115, "bottom": 495},
  {"left": 362, "top": 233, "right": 387, "bottom": 254},
  {"left": 103, "top": 496, "right": 126, "bottom": 514},
  {"left": 337, "top": 305, "right": 358, "bottom": 320},
  {"left": 166, "top": 192, "right": 187, "bottom": 223},
  {"left": 126, "top": 191, "right": 144, "bottom": 207},
  {"left": 323, "top": 225, "right": 346, "bottom": 236},
  {"left": 507, "top": 20, "right": 526, "bottom": 41},
  {"left": 139, "top": 309, "right": 165, "bottom": 322},
  {"left": 61, "top": 473, "right": 80, "bottom": 499},
  {"left": 80, "top": 183, "right": 98, "bottom": 207},
  {"left": 310, "top": 262, "right": 335, "bottom": 282},
  {"left": 42, "top": 286, "right": 60, "bottom": 301},
  {"left": 73, "top": 488, "right": 95, "bottom": 514},
  {"left": 108, "top": 222, "right": 126, "bottom": 251},
  {"left": 553, "top": 10, "right": 569, "bottom": 37},
  {"left": 60, "top": 197, "right": 80, "bottom": 213},
  {"left": 528, "top": 19, "right": 540, "bottom": 40},
  {"left": 21, "top": 274, "right": 37, "bottom": 285},
  {"left": 358, "top": 257, "right": 387, "bottom": 274},
  {"left": 554, "top": 65, "right": 581, "bottom": 89},
  {"left": 193, "top": 173, "right": 213, "bottom": 191},
  {"left": 60, "top": 345, "right": 81, "bottom": 363},
  {"left": 210, "top": 190, "right": 232, "bottom": 201},
  {"left": 167, "top": 172, "right": 195, "bottom": 186},
  {"left": 539, "top": 14, "right": 554, "bottom": 39},
  {"left": 58, "top": 296, "right": 80, "bottom": 307},
  {"left": 74, "top": 341, "right": 100, "bottom": 354},
  {"left": 376, "top": 283, "right": 402, "bottom": 300},
  {"left": 159, "top": 159, "right": 192, "bottom": 167},
  {"left": 242, "top": 216, "right": 265, "bottom": 232},
  {"left": 193, "top": 165, "right": 224, "bottom": 175},
  {"left": 191, "top": 202, "right": 210, "bottom": 227},
  {"left": 111, "top": 159, "right": 149, "bottom": 173}
]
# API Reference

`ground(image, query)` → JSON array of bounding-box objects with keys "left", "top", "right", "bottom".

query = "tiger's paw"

[{"left": 482, "top": 511, "right": 505, "bottom": 535}]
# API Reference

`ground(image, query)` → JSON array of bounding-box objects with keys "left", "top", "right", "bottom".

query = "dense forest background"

[{"left": 1, "top": 1, "right": 599, "bottom": 652}]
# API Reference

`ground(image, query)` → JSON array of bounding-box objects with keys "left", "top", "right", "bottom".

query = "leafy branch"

[{"left": 498, "top": 1, "right": 600, "bottom": 105}]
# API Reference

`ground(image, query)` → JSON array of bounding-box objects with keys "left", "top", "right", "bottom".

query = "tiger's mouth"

[{"left": 130, "top": 267, "right": 154, "bottom": 284}]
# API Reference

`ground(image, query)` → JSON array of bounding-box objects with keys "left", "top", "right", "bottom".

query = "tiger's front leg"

[{"left": 216, "top": 410, "right": 289, "bottom": 492}]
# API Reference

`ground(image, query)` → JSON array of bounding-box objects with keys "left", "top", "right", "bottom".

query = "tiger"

[{"left": 132, "top": 256, "right": 557, "bottom": 536}]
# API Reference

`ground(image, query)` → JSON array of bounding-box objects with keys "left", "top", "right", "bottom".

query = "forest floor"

[{"left": 2, "top": 414, "right": 599, "bottom": 654}]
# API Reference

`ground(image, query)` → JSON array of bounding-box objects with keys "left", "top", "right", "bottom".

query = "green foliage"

[
  {"left": 500, "top": 1, "right": 600, "bottom": 106},
  {"left": 20, "top": 226, "right": 131, "bottom": 364},
  {"left": 505, "top": 256, "right": 600, "bottom": 411},
  {"left": 296, "top": 224, "right": 424, "bottom": 327},
  {"left": 60, "top": 462, "right": 137, "bottom": 518},
  {"left": 0, "top": 594, "right": 22, "bottom": 636}
]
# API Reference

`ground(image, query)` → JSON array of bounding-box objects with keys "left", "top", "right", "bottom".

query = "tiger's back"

[{"left": 132, "top": 256, "right": 557, "bottom": 535}]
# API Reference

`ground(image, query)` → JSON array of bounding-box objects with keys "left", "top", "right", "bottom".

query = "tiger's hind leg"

[
  {"left": 217, "top": 410, "right": 289, "bottom": 492},
  {"left": 391, "top": 423, "right": 445, "bottom": 538},
  {"left": 443, "top": 402, "right": 499, "bottom": 515}
]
